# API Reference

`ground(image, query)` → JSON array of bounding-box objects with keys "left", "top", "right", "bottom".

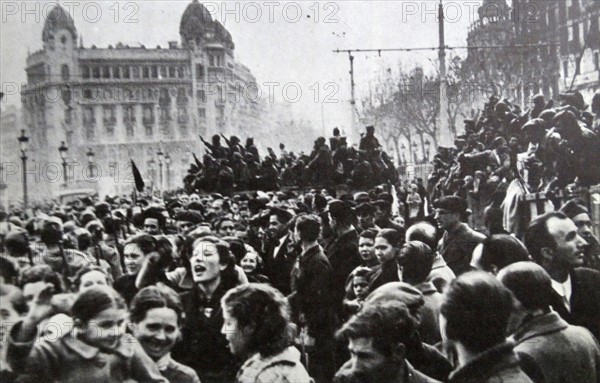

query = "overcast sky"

[{"left": 1, "top": 0, "right": 484, "bottom": 132}]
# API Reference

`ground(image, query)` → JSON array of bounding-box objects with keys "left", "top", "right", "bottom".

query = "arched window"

[{"left": 61, "top": 65, "right": 70, "bottom": 81}]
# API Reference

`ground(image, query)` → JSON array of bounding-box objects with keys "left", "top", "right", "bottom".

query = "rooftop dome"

[
  {"left": 214, "top": 21, "right": 234, "bottom": 48},
  {"left": 42, "top": 5, "right": 77, "bottom": 42},
  {"left": 180, "top": 0, "right": 213, "bottom": 44}
]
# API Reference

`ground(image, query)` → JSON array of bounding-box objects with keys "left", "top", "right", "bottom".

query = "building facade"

[
  {"left": 0, "top": 105, "right": 24, "bottom": 208},
  {"left": 540, "top": 0, "right": 599, "bottom": 100},
  {"left": 463, "top": 0, "right": 561, "bottom": 106},
  {"left": 464, "top": 0, "right": 599, "bottom": 106},
  {"left": 21, "top": 0, "right": 263, "bottom": 199}
]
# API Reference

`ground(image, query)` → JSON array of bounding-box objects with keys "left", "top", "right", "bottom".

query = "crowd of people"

[
  {"left": 0, "top": 90, "right": 599, "bottom": 383},
  {"left": 1, "top": 180, "right": 600, "bottom": 383},
  {"left": 184, "top": 126, "right": 399, "bottom": 194},
  {"left": 429, "top": 90, "right": 600, "bottom": 207}
]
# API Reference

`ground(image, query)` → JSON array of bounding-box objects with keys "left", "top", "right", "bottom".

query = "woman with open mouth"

[{"left": 172, "top": 236, "right": 243, "bottom": 383}]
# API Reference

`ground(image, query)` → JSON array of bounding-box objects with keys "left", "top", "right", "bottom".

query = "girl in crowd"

[
  {"left": 221, "top": 283, "right": 312, "bottom": 383},
  {"left": 240, "top": 250, "right": 269, "bottom": 283},
  {"left": 370, "top": 228, "right": 403, "bottom": 291},
  {"left": 129, "top": 285, "right": 200, "bottom": 383},
  {"left": 172, "top": 236, "right": 242, "bottom": 383},
  {"left": 343, "top": 266, "right": 372, "bottom": 318},
  {"left": 71, "top": 265, "right": 112, "bottom": 292},
  {"left": 114, "top": 234, "right": 173, "bottom": 304},
  {"left": 7, "top": 285, "right": 167, "bottom": 382}
]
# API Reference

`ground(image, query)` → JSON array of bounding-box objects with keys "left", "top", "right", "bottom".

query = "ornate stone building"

[
  {"left": 464, "top": 0, "right": 599, "bottom": 106},
  {"left": 21, "top": 1, "right": 262, "bottom": 198},
  {"left": 463, "top": 0, "right": 560, "bottom": 106},
  {"left": 539, "top": 0, "right": 599, "bottom": 100}
]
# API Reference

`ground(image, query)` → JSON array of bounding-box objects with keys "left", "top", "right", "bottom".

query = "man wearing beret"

[{"left": 434, "top": 196, "right": 486, "bottom": 276}]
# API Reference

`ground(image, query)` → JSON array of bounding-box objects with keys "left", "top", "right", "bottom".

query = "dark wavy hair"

[
  {"left": 376, "top": 228, "right": 403, "bottom": 249},
  {"left": 71, "top": 286, "right": 126, "bottom": 323},
  {"left": 71, "top": 265, "right": 113, "bottom": 292},
  {"left": 295, "top": 214, "right": 321, "bottom": 243},
  {"left": 192, "top": 236, "right": 238, "bottom": 288},
  {"left": 221, "top": 283, "right": 292, "bottom": 358}
]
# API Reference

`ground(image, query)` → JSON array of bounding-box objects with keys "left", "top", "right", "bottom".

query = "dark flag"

[{"left": 131, "top": 159, "right": 145, "bottom": 192}]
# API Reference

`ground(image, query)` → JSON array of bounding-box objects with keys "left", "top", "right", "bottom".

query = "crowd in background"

[
  {"left": 184, "top": 125, "right": 399, "bottom": 194},
  {"left": 0, "top": 90, "right": 599, "bottom": 383},
  {"left": 429, "top": 91, "right": 600, "bottom": 205}
]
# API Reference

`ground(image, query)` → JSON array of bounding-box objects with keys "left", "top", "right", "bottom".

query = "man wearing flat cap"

[
  {"left": 560, "top": 200, "right": 600, "bottom": 271},
  {"left": 434, "top": 196, "right": 486, "bottom": 276}
]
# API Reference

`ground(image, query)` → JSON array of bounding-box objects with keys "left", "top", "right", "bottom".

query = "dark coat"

[
  {"left": 370, "top": 259, "right": 400, "bottom": 291},
  {"left": 173, "top": 282, "right": 239, "bottom": 383},
  {"left": 406, "top": 336, "right": 453, "bottom": 383},
  {"left": 325, "top": 229, "right": 362, "bottom": 315},
  {"left": 262, "top": 234, "right": 297, "bottom": 296},
  {"left": 438, "top": 223, "right": 486, "bottom": 276},
  {"left": 448, "top": 341, "right": 534, "bottom": 383},
  {"left": 416, "top": 281, "right": 443, "bottom": 345},
  {"left": 549, "top": 267, "right": 600, "bottom": 341},
  {"left": 7, "top": 325, "right": 167, "bottom": 383},
  {"left": 513, "top": 310, "right": 600, "bottom": 383},
  {"left": 288, "top": 244, "right": 334, "bottom": 338}
]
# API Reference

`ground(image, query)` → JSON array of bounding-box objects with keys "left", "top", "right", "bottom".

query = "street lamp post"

[
  {"left": 400, "top": 143, "right": 406, "bottom": 164},
  {"left": 149, "top": 158, "right": 156, "bottom": 192},
  {"left": 164, "top": 153, "right": 171, "bottom": 190},
  {"left": 86, "top": 147, "right": 95, "bottom": 178},
  {"left": 59, "top": 141, "right": 69, "bottom": 188},
  {"left": 412, "top": 142, "right": 418, "bottom": 164},
  {"left": 17, "top": 130, "right": 29, "bottom": 211},
  {"left": 157, "top": 147, "right": 164, "bottom": 191}
]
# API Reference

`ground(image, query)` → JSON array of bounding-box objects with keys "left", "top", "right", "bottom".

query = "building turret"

[
  {"left": 180, "top": 0, "right": 214, "bottom": 48},
  {"left": 42, "top": 5, "right": 77, "bottom": 51}
]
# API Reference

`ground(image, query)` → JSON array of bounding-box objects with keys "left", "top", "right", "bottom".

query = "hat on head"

[
  {"left": 85, "top": 220, "right": 104, "bottom": 232},
  {"left": 94, "top": 202, "right": 111, "bottom": 218},
  {"left": 531, "top": 93, "right": 545, "bottom": 104},
  {"left": 377, "top": 192, "right": 393, "bottom": 205},
  {"left": 173, "top": 210, "right": 203, "bottom": 224},
  {"left": 355, "top": 202, "right": 376, "bottom": 215},
  {"left": 560, "top": 91, "right": 588, "bottom": 111},
  {"left": 559, "top": 200, "right": 588, "bottom": 219},
  {"left": 434, "top": 196, "right": 467, "bottom": 214},
  {"left": 365, "top": 282, "right": 425, "bottom": 319},
  {"left": 354, "top": 192, "right": 370, "bottom": 204},
  {"left": 521, "top": 118, "right": 546, "bottom": 132},
  {"left": 5, "top": 230, "right": 29, "bottom": 253},
  {"left": 44, "top": 216, "right": 64, "bottom": 228}
]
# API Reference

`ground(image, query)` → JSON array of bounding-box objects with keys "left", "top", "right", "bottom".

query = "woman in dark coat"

[{"left": 172, "top": 236, "right": 242, "bottom": 383}]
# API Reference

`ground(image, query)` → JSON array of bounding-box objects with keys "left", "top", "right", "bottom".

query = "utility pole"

[{"left": 438, "top": 0, "right": 452, "bottom": 147}]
